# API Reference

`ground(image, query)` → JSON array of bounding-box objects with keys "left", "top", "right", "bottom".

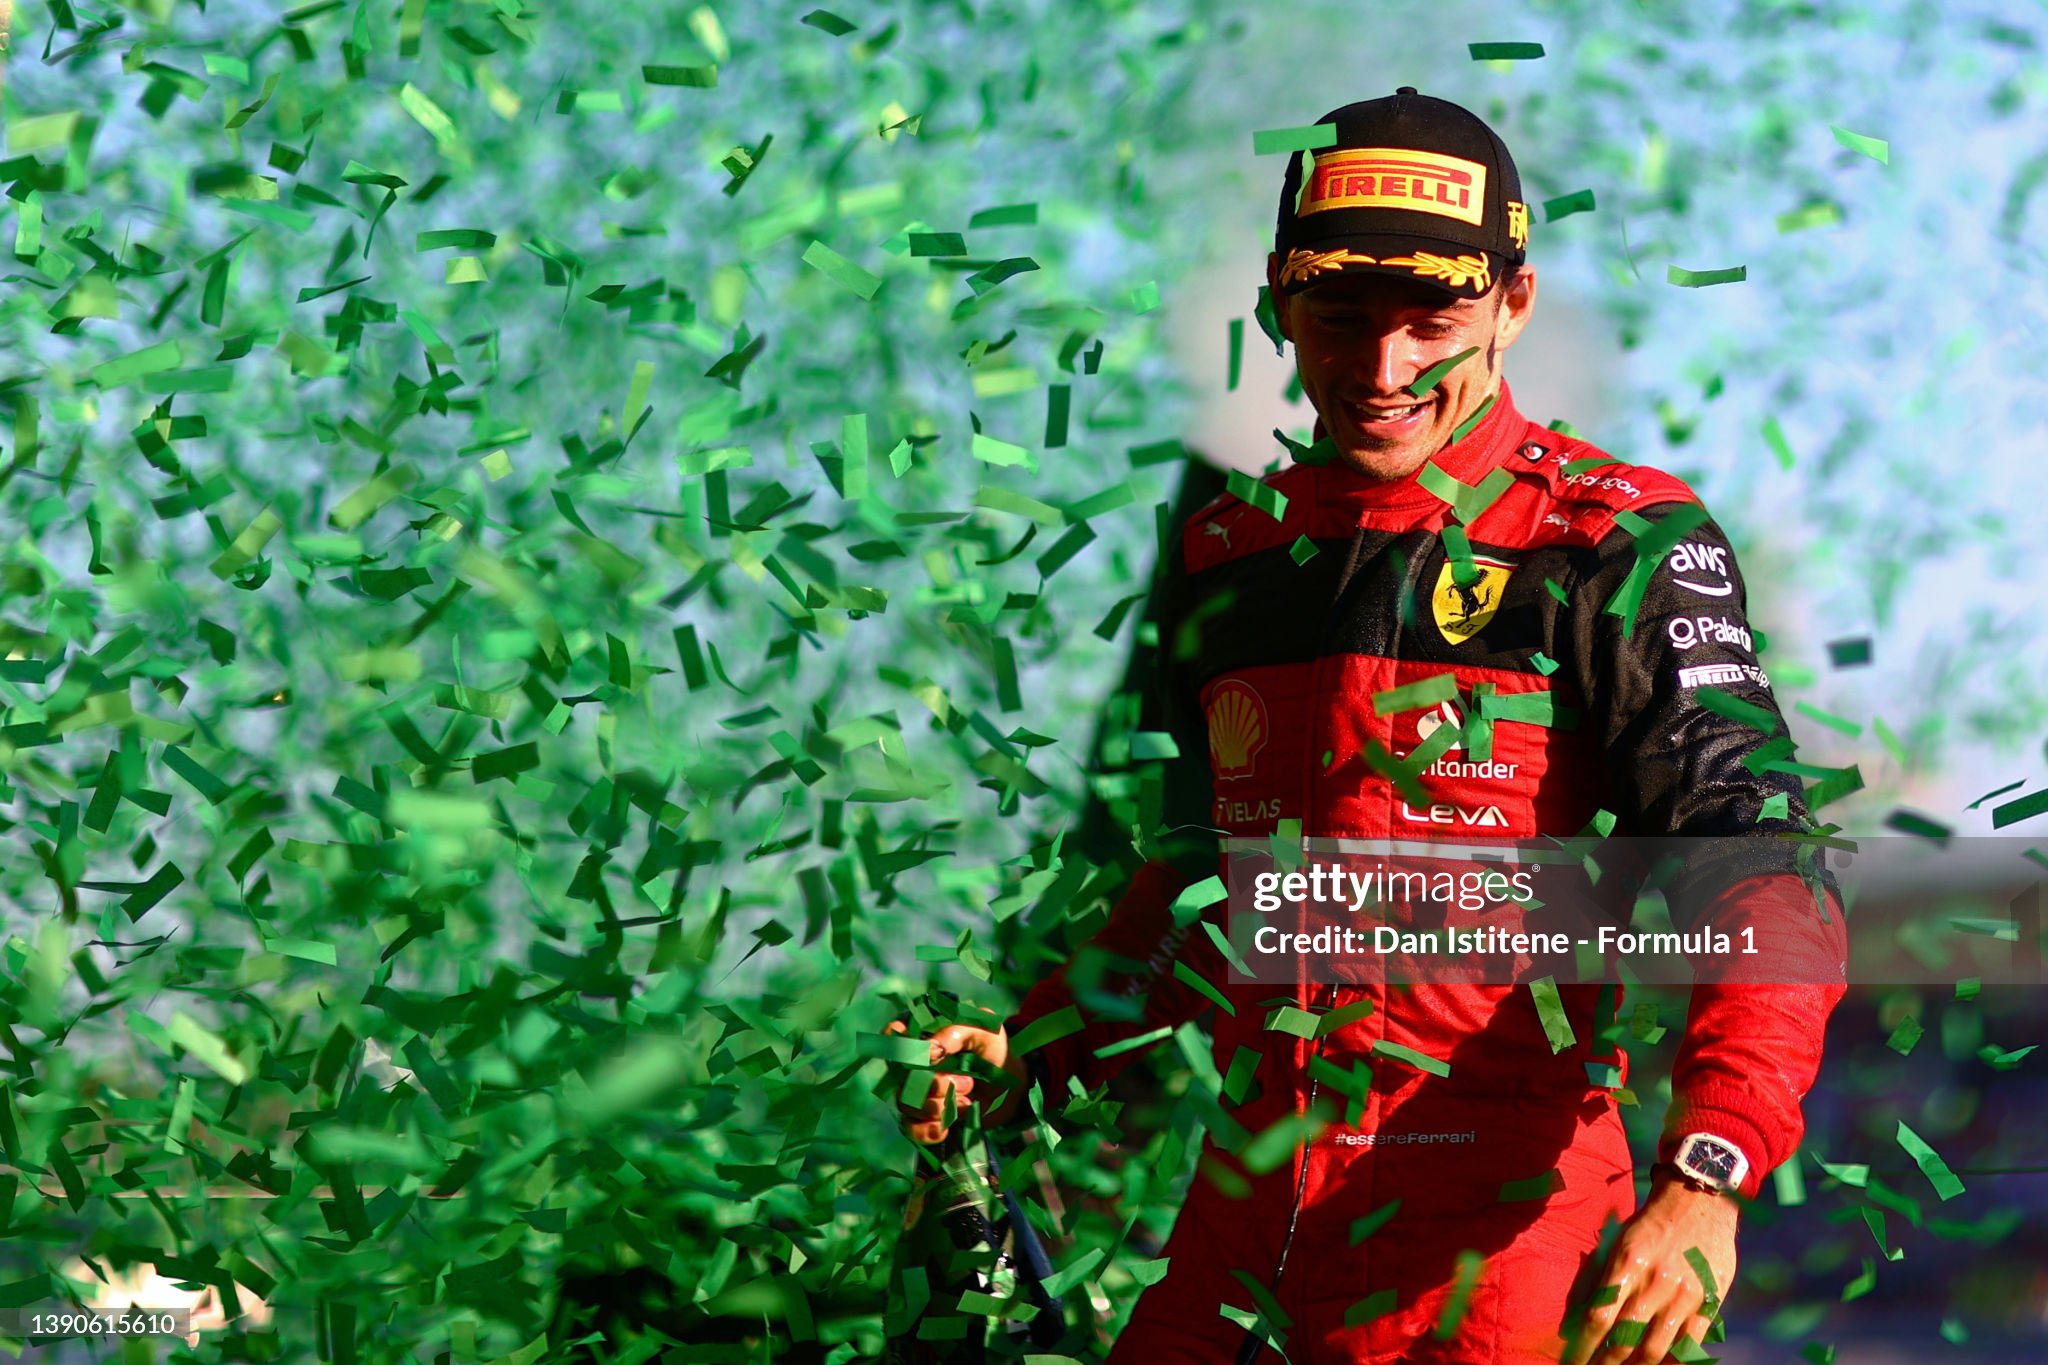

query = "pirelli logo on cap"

[{"left": 1300, "top": 147, "right": 1487, "bottom": 227}]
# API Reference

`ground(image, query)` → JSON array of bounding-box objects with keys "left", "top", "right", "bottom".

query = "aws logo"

[{"left": 1205, "top": 679, "right": 1270, "bottom": 781}]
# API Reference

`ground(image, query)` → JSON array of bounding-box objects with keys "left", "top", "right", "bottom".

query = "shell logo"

[{"left": 1205, "top": 679, "right": 1271, "bottom": 780}]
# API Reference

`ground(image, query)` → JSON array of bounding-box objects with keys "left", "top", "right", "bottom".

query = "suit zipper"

[{"left": 1232, "top": 981, "right": 1337, "bottom": 1365}]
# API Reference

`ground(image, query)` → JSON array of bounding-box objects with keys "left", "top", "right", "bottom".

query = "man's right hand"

[{"left": 885, "top": 1016, "right": 1028, "bottom": 1144}]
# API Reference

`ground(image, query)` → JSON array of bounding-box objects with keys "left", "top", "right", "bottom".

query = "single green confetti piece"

[
  {"left": 167, "top": 1012, "right": 252, "bottom": 1084},
  {"left": 1289, "top": 535, "right": 1319, "bottom": 566},
  {"left": 1543, "top": 188, "right": 1596, "bottom": 221},
  {"left": 1432, "top": 1250, "right": 1484, "bottom": 1339},
  {"left": 1956, "top": 978, "right": 1981, "bottom": 1001},
  {"left": 802, "top": 240, "right": 881, "bottom": 299},
  {"left": 1371, "top": 1039, "right": 1450, "bottom": 1077},
  {"left": 1372, "top": 672, "right": 1457, "bottom": 716},
  {"left": 1776, "top": 200, "right": 1842, "bottom": 233},
  {"left": 1094, "top": 592, "right": 1145, "bottom": 640},
  {"left": 972, "top": 433, "right": 1036, "bottom": 471},
  {"left": 1872, "top": 715, "right": 1908, "bottom": 764},
  {"left": 1794, "top": 701, "right": 1861, "bottom": 737},
  {"left": 417, "top": 228, "right": 497, "bottom": 251},
  {"left": 1226, "top": 468, "right": 1289, "bottom": 522},
  {"left": 1173, "top": 960, "right": 1237, "bottom": 1017},
  {"left": 1092, "top": 1026, "right": 1174, "bottom": 1060},
  {"left": 1201, "top": 919, "right": 1256, "bottom": 977},
  {"left": 1895, "top": 1121, "right": 1965, "bottom": 1200},
  {"left": 1126, "top": 280, "right": 1161, "bottom": 312},
  {"left": 1773, "top": 1159, "right": 1806, "bottom": 1207},
  {"left": 1228, "top": 318, "right": 1245, "bottom": 390},
  {"left": 1498, "top": 1170, "right": 1565, "bottom": 1201},
  {"left": 801, "top": 8, "right": 857, "bottom": 34},
  {"left": 1762, "top": 416, "right": 1797, "bottom": 470},
  {"left": 90, "top": 340, "right": 184, "bottom": 389},
  {"left": 400, "top": 82, "right": 462, "bottom": 156},
  {"left": 1408, "top": 346, "right": 1481, "bottom": 397},
  {"left": 1170, "top": 876, "right": 1227, "bottom": 927},
  {"left": 643, "top": 64, "right": 718, "bottom": 86},
  {"left": 1448, "top": 391, "right": 1496, "bottom": 443},
  {"left": 1978, "top": 1043, "right": 2035, "bottom": 1070},
  {"left": 1684, "top": 1245, "right": 1721, "bottom": 1313},
  {"left": 1884, "top": 810, "right": 1950, "bottom": 844},
  {"left": 1826, "top": 636, "right": 1871, "bottom": 667},
  {"left": 1348, "top": 1199, "right": 1402, "bottom": 1246},
  {"left": 1528, "top": 977, "right": 1576, "bottom": 1053},
  {"left": 1692, "top": 686, "right": 1780, "bottom": 735},
  {"left": 1758, "top": 792, "right": 1791, "bottom": 821},
  {"left": 263, "top": 937, "right": 338, "bottom": 965},
  {"left": 1966, "top": 779, "right": 2024, "bottom": 809},
  {"left": 1530, "top": 651, "right": 1558, "bottom": 676},
  {"left": 1008, "top": 1005, "right": 1084, "bottom": 1058},
  {"left": 1831, "top": 124, "right": 1890, "bottom": 164},
  {"left": 968, "top": 203, "right": 1037, "bottom": 227},
  {"left": 976, "top": 486, "right": 1064, "bottom": 523},
  {"left": 1045, "top": 383, "right": 1071, "bottom": 448},
  {"left": 1251, "top": 123, "right": 1338, "bottom": 155},
  {"left": 1544, "top": 577, "right": 1570, "bottom": 605},
  {"left": 1255, "top": 284, "right": 1285, "bottom": 355},
  {"left": 1991, "top": 787, "right": 2048, "bottom": 828},
  {"left": 1805, "top": 764, "right": 1866, "bottom": 809},
  {"left": 1344, "top": 1289, "right": 1398, "bottom": 1328},
  {"left": 1067, "top": 481, "right": 1136, "bottom": 521},
  {"left": 1468, "top": 41, "right": 1545, "bottom": 59},
  {"left": 1265, "top": 1006, "right": 1321, "bottom": 1040},
  {"left": 968, "top": 256, "right": 1041, "bottom": 294},
  {"left": 1667, "top": 264, "right": 1747, "bottom": 287},
  {"left": 1886, "top": 1016, "right": 1923, "bottom": 1055}
]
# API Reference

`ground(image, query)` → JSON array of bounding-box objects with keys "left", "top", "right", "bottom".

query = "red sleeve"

[{"left": 1658, "top": 873, "right": 1849, "bottom": 1199}]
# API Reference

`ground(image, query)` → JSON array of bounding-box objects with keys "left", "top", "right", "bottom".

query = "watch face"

[{"left": 1684, "top": 1137, "right": 1741, "bottom": 1184}]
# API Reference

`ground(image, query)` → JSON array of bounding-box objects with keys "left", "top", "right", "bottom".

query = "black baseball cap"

[{"left": 1274, "top": 88, "right": 1529, "bottom": 301}]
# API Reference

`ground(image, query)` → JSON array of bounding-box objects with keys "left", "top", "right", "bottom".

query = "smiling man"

[{"left": 900, "top": 89, "right": 1848, "bottom": 1365}]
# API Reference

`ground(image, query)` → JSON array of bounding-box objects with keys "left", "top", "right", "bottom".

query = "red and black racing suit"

[{"left": 1005, "top": 382, "right": 1848, "bottom": 1364}]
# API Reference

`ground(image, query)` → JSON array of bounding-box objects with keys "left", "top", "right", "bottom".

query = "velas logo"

[
  {"left": 1205, "top": 679, "right": 1271, "bottom": 780},
  {"left": 1431, "top": 555, "right": 1516, "bottom": 644},
  {"left": 1299, "top": 148, "right": 1488, "bottom": 227}
]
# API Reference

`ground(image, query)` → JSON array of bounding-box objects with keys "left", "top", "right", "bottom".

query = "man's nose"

[{"left": 1358, "top": 330, "right": 1416, "bottom": 396}]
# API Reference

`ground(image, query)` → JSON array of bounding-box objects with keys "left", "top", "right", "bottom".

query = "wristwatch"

[{"left": 1663, "top": 1132, "right": 1750, "bottom": 1196}]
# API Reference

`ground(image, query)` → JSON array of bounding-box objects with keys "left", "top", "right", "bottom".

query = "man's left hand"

[{"left": 1563, "top": 1173, "right": 1739, "bottom": 1365}]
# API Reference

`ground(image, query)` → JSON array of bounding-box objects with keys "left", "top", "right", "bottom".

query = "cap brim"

[{"left": 1275, "top": 232, "right": 1506, "bottom": 300}]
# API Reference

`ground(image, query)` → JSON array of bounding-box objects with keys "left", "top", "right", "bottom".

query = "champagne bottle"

[{"left": 882, "top": 1132, "right": 1065, "bottom": 1362}]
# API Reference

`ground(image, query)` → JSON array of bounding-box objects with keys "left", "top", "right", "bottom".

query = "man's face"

[{"left": 1266, "top": 261, "right": 1538, "bottom": 481}]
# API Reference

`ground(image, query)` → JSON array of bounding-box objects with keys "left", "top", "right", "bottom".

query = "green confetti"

[
  {"left": 1831, "top": 124, "right": 1890, "bottom": 163},
  {"left": 802, "top": 240, "right": 882, "bottom": 299},
  {"left": 1762, "top": 415, "right": 1798, "bottom": 470},
  {"left": 1667, "top": 264, "right": 1748, "bottom": 287},
  {"left": 1370, "top": 1039, "right": 1450, "bottom": 1077},
  {"left": 1371, "top": 672, "right": 1457, "bottom": 717},
  {"left": 1990, "top": 787, "right": 2048, "bottom": 829},
  {"left": 1528, "top": 977, "right": 1576, "bottom": 1053},
  {"left": 1894, "top": 1120, "right": 1965, "bottom": 1200},
  {"left": 801, "top": 10, "right": 859, "bottom": 36},
  {"left": 1251, "top": 123, "right": 1338, "bottom": 155},
  {"left": 1543, "top": 188, "right": 1597, "bottom": 221},
  {"left": 1288, "top": 535, "right": 1319, "bottom": 566},
  {"left": 1407, "top": 346, "right": 1481, "bottom": 396},
  {"left": 1775, "top": 200, "right": 1842, "bottom": 233},
  {"left": 643, "top": 64, "right": 719, "bottom": 87},
  {"left": 1468, "top": 42, "right": 1545, "bottom": 59}
]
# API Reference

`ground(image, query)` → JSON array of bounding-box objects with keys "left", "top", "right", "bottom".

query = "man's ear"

[
  {"left": 1264, "top": 251, "right": 1291, "bottom": 342},
  {"left": 1494, "top": 264, "right": 1537, "bottom": 351}
]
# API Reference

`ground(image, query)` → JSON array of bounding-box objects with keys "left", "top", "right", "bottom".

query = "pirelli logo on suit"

[{"left": 1299, "top": 147, "right": 1488, "bottom": 226}]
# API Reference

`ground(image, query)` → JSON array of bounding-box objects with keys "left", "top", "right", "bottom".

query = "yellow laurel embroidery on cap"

[
  {"left": 1279, "top": 247, "right": 1379, "bottom": 288},
  {"left": 1506, "top": 200, "right": 1530, "bottom": 251},
  {"left": 1379, "top": 252, "right": 1493, "bottom": 293}
]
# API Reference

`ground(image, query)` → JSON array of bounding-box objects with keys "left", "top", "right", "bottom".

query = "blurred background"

[{"left": 0, "top": 0, "right": 2042, "bottom": 1360}]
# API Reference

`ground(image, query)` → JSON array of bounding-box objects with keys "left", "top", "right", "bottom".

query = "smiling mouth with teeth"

[{"left": 1350, "top": 398, "right": 1432, "bottom": 420}]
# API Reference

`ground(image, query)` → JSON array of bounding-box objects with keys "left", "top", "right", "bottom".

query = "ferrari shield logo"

[{"left": 1431, "top": 555, "right": 1516, "bottom": 644}]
